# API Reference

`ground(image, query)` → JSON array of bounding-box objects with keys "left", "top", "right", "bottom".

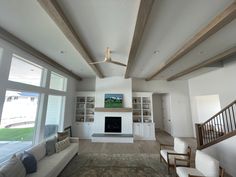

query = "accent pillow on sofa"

[
  {"left": 26, "top": 142, "right": 46, "bottom": 162},
  {"left": 21, "top": 151, "right": 37, "bottom": 174},
  {"left": 46, "top": 136, "right": 57, "bottom": 156},
  {"left": 55, "top": 137, "right": 70, "bottom": 153},
  {"left": 57, "top": 131, "right": 69, "bottom": 141},
  {"left": 0, "top": 154, "right": 26, "bottom": 177}
]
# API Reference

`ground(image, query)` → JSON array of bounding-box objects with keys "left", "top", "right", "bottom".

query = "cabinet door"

[
  {"left": 133, "top": 123, "right": 142, "bottom": 140},
  {"left": 143, "top": 123, "right": 155, "bottom": 140},
  {"left": 77, "top": 123, "right": 87, "bottom": 139},
  {"left": 85, "top": 122, "right": 93, "bottom": 138}
]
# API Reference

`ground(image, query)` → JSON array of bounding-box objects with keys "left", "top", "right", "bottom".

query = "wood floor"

[
  {"left": 78, "top": 130, "right": 231, "bottom": 177},
  {"left": 79, "top": 130, "right": 196, "bottom": 155}
]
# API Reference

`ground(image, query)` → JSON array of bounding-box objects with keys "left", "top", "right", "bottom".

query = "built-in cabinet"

[
  {"left": 72, "top": 92, "right": 94, "bottom": 139},
  {"left": 132, "top": 92, "right": 155, "bottom": 140},
  {"left": 73, "top": 91, "right": 156, "bottom": 140},
  {"left": 73, "top": 122, "right": 93, "bottom": 139}
]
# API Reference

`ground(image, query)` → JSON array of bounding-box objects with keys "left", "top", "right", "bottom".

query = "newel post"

[{"left": 195, "top": 123, "right": 203, "bottom": 149}]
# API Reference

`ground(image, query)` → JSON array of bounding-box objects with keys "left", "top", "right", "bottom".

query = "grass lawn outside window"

[{"left": 0, "top": 128, "right": 34, "bottom": 141}]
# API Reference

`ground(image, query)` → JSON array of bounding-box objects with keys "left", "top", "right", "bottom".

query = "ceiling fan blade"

[
  {"left": 109, "top": 60, "right": 127, "bottom": 67},
  {"left": 106, "top": 47, "right": 111, "bottom": 59},
  {"left": 89, "top": 60, "right": 106, "bottom": 65}
]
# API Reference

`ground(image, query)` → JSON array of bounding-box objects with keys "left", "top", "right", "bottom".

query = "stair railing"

[{"left": 196, "top": 100, "right": 236, "bottom": 149}]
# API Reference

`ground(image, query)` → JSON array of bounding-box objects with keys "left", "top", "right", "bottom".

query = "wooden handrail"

[
  {"left": 196, "top": 99, "right": 236, "bottom": 149},
  {"left": 203, "top": 100, "right": 236, "bottom": 124}
]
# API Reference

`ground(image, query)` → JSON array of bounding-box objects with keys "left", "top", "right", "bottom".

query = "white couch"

[{"left": 25, "top": 137, "right": 79, "bottom": 177}]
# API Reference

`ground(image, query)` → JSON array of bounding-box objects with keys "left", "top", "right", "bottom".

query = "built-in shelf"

[{"left": 94, "top": 107, "right": 132, "bottom": 112}]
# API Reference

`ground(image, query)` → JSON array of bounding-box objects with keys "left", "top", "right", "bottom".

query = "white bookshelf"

[
  {"left": 132, "top": 92, "right": 155, "bottom": 140},
  {"left": 73, "top": 92, "right": 95, "bottom": 139},
  {"left": 75, "top": 93, "right": 95, "bottom": 122}
]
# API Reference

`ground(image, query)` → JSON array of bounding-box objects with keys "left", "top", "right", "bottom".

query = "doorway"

[
  {"left": 153, "top": 93, "right": 172, "bottom": 135},
  {"left": 162, "top": 94, "right": 172, "bottom": 135}
]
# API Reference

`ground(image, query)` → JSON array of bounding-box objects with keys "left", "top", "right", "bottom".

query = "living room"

[{"left": 0, "top": 0, "right": 236, "bottom": 177}]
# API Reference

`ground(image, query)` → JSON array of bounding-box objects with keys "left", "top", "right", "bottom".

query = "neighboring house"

[{"left": 0, "top": 0, "right": 235, "bottom": 176}]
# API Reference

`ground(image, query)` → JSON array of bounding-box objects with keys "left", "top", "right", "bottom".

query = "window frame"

[{"left": 0, "top": 43, "right": 69, "bottom": 163}]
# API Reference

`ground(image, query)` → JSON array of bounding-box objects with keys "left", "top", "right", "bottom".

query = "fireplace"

[{"left": 105, "top": 117, "right": 121, "bottom": 133}]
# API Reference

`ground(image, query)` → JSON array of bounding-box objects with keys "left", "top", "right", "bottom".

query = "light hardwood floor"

[
  {"left": 79, "top": 130, "right": 196, "bottom": 155},
  {"left": 78, "top": 130, "right": 231, "bottom": 177}
]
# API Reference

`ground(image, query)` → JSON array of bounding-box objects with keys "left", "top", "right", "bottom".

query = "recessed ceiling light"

[{"left": 153, "top": 50, "right": 160, "bottom": 54}]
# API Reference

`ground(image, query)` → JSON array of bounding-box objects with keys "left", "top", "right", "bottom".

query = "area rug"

[{"left": 58, "top": 153, "right": 174, "bottom": 177}]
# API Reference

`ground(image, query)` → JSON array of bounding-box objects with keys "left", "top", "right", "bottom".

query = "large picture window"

[
  {"left": 44, "top": 95, "right": 65, "bottom": 138},
  {"left": 0, "top": 48, "right": 68, "bottom": 164},
  {"left": 8, "top": 55, "right": 43, "bottom": 86},
  {"left": 49, "top": 72, "right": 67, "bottom": 91},
  {"left": 0, "top": 90, "right": 39, "bottom": 162}
]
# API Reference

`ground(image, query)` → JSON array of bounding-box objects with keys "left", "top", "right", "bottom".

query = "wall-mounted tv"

[{"left": 104, "top": 94, "right": 123, "bottom": 108}]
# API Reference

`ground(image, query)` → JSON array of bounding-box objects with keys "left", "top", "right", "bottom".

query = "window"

[
  {"left": 8, "top": 55, "right": 43, "bottom": 86},
  {"left": 0, "top": 44, "right": 68, "bottom": 163},
  {"left": 44, "top": 95, "right": 65, "bottom": 138},
  {"left": 0, "top": 90, "right": 39, "bottom": 162},
  {"left": 49, "top": 72, "right": 67, "bottom": 91}
]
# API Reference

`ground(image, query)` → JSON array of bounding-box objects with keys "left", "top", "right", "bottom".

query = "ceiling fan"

[{"left": 89, "top": 47, "right": 126, "bottom": 67}]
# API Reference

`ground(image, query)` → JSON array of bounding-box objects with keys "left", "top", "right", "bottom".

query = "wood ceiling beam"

[
  {"left": 38, "top": 0, "right": 104, "bottom": 78},
  {"left": 0, "top": 26, "right": 82, "bottom": 81},
  {"left": 167, "top": 46, "right": 236, "bottom": 81},
  {"left": 146, "top": 2, "right": 236, "bottom": 81},
  {"left": 124, "top": 0, "right": 154, "bottom": 78}
]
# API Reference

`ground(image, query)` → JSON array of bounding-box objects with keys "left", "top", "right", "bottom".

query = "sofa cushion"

[
  {"left": 21, "top": 151, "right": 37, "bottom": 174},
  {"left": 176, "top": 167, "right": 203, "bottom": 177},
  {"left": 195, "top": 150, "right": 219, "bottom": 177},
  {"left": 26, "top": 142, "right": 46, "bottom": 162},
  {"left": 55, "top": 137, "right": 70, "bottom": 153},
  {"left": 46, "top": 136, "right": 57, "bottom": 156},
  {"left": 174, "top": 138, "right": 188, "bottom": 154},
  {"left": 0, "top": 155, "right": 26, "bottom": 177},
  {"left": 57, "top": 131, "right": 69, "bottom": 141},
  {"left": 26, "top": 143, "right": 78, "bottom": 177}
]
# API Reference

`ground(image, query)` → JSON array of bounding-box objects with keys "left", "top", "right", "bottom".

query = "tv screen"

[{"left": 104, "top": 94, "right": 123, "bottom": 108}]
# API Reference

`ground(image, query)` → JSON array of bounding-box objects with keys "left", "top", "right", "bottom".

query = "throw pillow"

[
  {"left": 55, "top": 137, "right": 70, "bottom": 153},
  {"left": 57, "top": 131, "right": 69, "bottom": 141},
  {"left": 0, "top": 154, "right": 26, "bottom": 177},
  {"left": 21, "top": 151, "right": 37, "bottom": 174},
  {"left": 46, "top": 136, "right": 57, "bottom": 156},
  {"left": 26, "top": 142, "right": 46, "bottom": 162}
]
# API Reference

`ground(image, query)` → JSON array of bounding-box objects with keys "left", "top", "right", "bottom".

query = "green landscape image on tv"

[{"left": 104, "top": 94, "right": 123, "bottom": 108}]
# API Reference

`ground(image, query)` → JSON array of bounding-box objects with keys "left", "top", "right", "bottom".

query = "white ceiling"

[
  {"left": 0, "top": 0, "right": 95, "bottom": 78},
  {"left": 57, "top": 0, "right": 140, "bottom": 77},
  {"left": 0, "top": 0, "right": 235, "bottom": 80},
  {"left": 131, "top": 0, "right": 235, "bottom": 79}
]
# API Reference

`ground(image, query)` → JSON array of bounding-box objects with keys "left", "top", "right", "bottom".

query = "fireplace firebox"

[{"left": 105, "top": 117, "right": 121, "bottom": 133}]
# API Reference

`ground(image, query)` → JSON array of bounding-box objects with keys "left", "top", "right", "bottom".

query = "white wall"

[
  {"left": 132, "top": 79, "right": 193, "bottom": 137},
  {"left": 195, "top": 95, "right": 221, "bottom": 123},
  {"left": 76, "top": 78, "right": 95, "bottom": 91},
  {"left": 188, "top": 58, "right": 236, "bottom": 176},
  {"left": 63, "top": 77, "right": 77, "bottom": 128},
  {"left": 93, "top": 77, "right": 132, "bottom": 134},
  {"left": 95, "top": 77, "right": 132, "bottom": 108}
]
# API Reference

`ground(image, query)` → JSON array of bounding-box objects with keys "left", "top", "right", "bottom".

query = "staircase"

[{"left": 195, "top": 100, "right": 236, "bottom": 149}]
